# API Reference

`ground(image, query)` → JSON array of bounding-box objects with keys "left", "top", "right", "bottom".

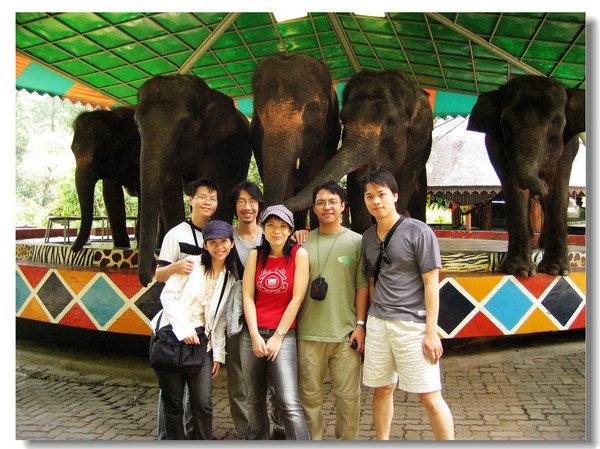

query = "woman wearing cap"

[
  {"left": 150, "top": 220, "right": 238, "bottom": 439},
  {"left": 240, "top": 204, "right": 311, "bottom": 440}
]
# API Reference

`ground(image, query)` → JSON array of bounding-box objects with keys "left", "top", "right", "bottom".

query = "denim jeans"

[
  {"left": 240, "top": 327, "right": 310, "bottom": 440},
  {"left": 225, "top": 333, "right": 249, "bottom": 437},
  {"left": 157, "top": 386, "right": 192, "bottom": 440},
  {"left": 154, "top": 352, "right": 214, "bottom": 440}
]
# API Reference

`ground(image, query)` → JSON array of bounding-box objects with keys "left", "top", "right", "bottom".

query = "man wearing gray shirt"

[{"left": 360, "top": 169, "right": 454, "bottom": 440}]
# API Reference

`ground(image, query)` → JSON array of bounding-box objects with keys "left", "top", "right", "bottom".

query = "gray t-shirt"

[
  {"left": 362, "top": 217, "right": 441, "bottom": 323},
  {"left": 233, "top": 226, "right": 263, "bottom": 267}
]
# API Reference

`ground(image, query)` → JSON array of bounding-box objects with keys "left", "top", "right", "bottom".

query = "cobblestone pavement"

[{"left": 15, "top": 331, "right": 587, "bottom": 441}]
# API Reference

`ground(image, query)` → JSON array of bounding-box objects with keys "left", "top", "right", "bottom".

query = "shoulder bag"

[{"left": 149, "top": 272, "right": 229, "bottom": 369}]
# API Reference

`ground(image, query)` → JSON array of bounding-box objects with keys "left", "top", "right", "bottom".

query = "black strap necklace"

[{"left": 316, "top": 227, "right": 344, "bottom": 276}]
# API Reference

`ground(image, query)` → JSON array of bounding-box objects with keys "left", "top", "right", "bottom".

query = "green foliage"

[{"left": 426, "top": 204, "right": 452, "bottom": 224}]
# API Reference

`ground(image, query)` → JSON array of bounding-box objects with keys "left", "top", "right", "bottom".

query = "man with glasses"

[
  {"left": 360, "top": 169, "right": 454, "bottom": 440},
  {"left": 294, "top": 181, "right": 368, "bottom": 440},
  {"left": 154, "top": 178, "right": 221, "bottom": 439}
]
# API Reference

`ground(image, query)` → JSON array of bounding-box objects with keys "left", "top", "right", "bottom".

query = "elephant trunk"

[
  {"left": 514, "top": 142, "right": 547, "bottom": 197},
  {"left": 261, "top": 132, "right": 300, "bottom": 205},
  {"left": 284, "top": 131, "right": 379, "bottom": 211},
  {"left": 137, "top": 144, "right": 168, "bottom": 287},
  {"left": 71, "top": 167, "right": 97, "bottom": 252}
]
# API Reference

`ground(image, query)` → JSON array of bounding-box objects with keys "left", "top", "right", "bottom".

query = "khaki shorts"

[{"left": 362, "top": 315, "right": 442, "bottom": 393}]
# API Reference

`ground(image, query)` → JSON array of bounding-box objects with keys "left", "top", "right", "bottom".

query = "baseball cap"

[
  {"left": 202, "top": 220, "right": 233, "bottom": 240},
  {"left": 259, "top": 205, "right": 294, "bottom": 229}
]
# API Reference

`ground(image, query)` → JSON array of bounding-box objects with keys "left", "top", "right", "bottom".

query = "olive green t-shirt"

[{"left": 297, "top": 227, "right": 368, "bottom": 342}]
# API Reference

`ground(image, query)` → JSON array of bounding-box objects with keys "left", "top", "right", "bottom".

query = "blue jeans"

[
  {"left": 154, "top": 352, "right": 214, "bottom": 440},
  {"left": 240, "top": 327, "right": 310, "bottom": 440}
]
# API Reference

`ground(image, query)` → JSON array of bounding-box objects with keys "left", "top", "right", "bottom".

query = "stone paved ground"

[{"left": 15, "top": 331, "right": 586, "bottom": 441}]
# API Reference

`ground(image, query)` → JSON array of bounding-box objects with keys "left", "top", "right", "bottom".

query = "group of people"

[{"left": 148, "top": 169, "right": 455, "bottom": 440}]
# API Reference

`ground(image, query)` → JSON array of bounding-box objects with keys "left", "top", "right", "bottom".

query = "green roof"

[{"left": 16, "top": 12, "right": 586, "bottom": 111}]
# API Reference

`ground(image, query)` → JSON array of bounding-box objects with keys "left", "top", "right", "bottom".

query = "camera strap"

[
  {"left": 373, "top": 216, "right": 404, "bottom": 285},
  {"left": 316, "top": 227, "right": 344, "bottom": 277}
]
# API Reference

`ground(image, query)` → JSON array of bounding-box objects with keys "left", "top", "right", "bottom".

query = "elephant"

[
  {"left": 250, "top": 54, "right": 341, "bottom": 228},
  {"left": 135, "top": 74, "right": 252, "bottom": 286},
  {"left": 467, "top": 75, "right": 585, "bottom": 277},
  {"left": 70, "top": 107, "right": 140, "bottom": 252},
  {"left": 284, "top": 69, "right": 433, "bottom": 234}
]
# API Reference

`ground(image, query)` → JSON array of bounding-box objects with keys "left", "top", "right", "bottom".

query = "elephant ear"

[
  {"left": 564, "top": 88, "right": 585, "bottom": 144},
  {"left": 409, "top": 89, "right": 433, "bottom": 147},
  {"left": 203, "top": 89, "right": 239, "bottom": 148},
  {"left": 467, "top": 90, "right": 502, "bottom": 143}
]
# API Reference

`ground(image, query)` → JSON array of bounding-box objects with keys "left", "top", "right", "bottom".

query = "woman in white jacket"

[{"left": 150, "top": 220, "right": 238, "bottom": 439}]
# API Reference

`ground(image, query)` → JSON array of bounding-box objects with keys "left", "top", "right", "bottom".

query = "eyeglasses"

[
  {"left": 379, "top": 242, "right": 391, "bottom": 265},
  {"left": 196, "top": 195, "right": 218, "bottom": 204},
  {"left": 236, "top": 199, "right": 258, "bottom": 207},
  {"left": 315, "top": 200, "right": 341, "bottom": 209}
]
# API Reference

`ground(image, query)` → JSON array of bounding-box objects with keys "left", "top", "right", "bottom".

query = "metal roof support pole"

[
  {"left": 326, "top": 13, "right": 361, "bottom": 74},
  {"left": 426, "top": 12, "right": 545, "bottom": 77},
  {"left": 177, "top": 13, "right": 240, "bottom": 75}
]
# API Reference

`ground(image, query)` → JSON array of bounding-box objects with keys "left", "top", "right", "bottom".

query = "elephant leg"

[
  {"left": 102, "top": 179, "right": 131, "bottom": 248},
  {"left": 501, "top": 181, "right": 536, "bottom": 277},
  {"left": 161, "top": 183, "right": 186, "bottom": 232},
  {"left": 404, "top": 167, "right": 427, "bottom": 223},
  {"left": 537, "top": 177, "right": 572, "bottom": 276},
  {"left": 347, "top": 172, "right": 373, "bottom": 234}
]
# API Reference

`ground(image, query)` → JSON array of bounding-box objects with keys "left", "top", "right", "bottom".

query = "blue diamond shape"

[
  {"left": 81, "top": 277, "right": 125, "bottom": 327},
  {"left": 484, "top": 279, "right": 533, "bottom": 331},
  {"left": 16, "top": 271, "right": 31, "bottom": 313}
]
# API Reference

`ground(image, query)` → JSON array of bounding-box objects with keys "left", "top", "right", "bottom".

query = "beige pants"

[{"left": 297, "top": 340, "right": 362, "bottom": 440}]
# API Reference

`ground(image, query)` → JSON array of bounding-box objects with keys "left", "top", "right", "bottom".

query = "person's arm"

[
  {"left": 155, "top": 258, "right": 195, "bottom": 283},
  {"left": 421, "top": 268, "right": 443, "bottom": 364},
  {"left": 265, "top": 247, "right": 310, "bottom": 361},
  {"left": 349, "top": 287, "right": 369, "bottom": 352},
  {"left": 160, "top": 270, "right": 197, "bottom": 342},
  {"left": 367, "top": 277, "right": 375, "bottom": 306},
  {"left": 242, "top": 250, "right": 268, "bottom": 357}
]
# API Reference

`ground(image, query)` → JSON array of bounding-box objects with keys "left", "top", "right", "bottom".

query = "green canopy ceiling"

[{"left": 16, "top": 12, "right": 586, "bottom": 113}]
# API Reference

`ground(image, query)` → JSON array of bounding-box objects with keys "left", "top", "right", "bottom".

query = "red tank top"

[{"left": 254, "top": 245, "right": 299, "bottom": 330}]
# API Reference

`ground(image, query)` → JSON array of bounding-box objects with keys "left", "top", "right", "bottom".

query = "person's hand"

[
  {"left": 291, "top": 229, "right": 309, "bottom": 246},
  {"left": 349, "top": 325, "right": 366, "bottom": 353},
  {"left": 211, "top": 362, "right": 221, "bottom": 379},
  {"left": 251, "top": 334, "right": 269, "bottom": 358},
  {"left": 422, "top": 331, "right": 443, "bottom": 364},
  {"left": 265, "top": 334, "right": 284, "bottom": 362},
  {"left": 172, "top": 257, "right": 195, "bottom": 276},
  {"left": 183, "top": 334, "right": 200, "bottom": 344}
]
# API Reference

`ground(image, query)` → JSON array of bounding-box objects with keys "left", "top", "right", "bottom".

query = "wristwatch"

[
  {"left": 276, "top": 329, "right": 286, "bottom": 337},
  {"left": 356, "top": 320, "right": 365, "bottom": 327}
]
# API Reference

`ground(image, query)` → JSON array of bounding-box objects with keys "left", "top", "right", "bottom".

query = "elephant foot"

[
  {"left": 537, "top": 256, "right": 571, "bottom": 276},
  {"left": 501, "top": 254, "right": 536, "bottom": 278}
]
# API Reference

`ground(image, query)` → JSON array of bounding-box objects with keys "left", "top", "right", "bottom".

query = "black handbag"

[{"left": 149, "top": 272, "right": 228, "bottom": 369}]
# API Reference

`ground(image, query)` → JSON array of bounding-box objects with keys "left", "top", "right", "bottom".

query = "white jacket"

[{"left": 149, "top": 257, "right": 235, "bottom": 364}]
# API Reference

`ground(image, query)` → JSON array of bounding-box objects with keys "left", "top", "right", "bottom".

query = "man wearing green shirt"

[{"left": 295, "top": 181, "right": 369, "bottom": 440}]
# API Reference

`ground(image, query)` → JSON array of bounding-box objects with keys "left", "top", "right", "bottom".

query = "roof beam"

[
  {"left": 177, "top": 13, "right": 240, "bottom": 75},
  {"left": 326, "top": 13, "right": 361, "bottom": 74},
  {"left": 426, "top": 12, "right": 545, "bottom": 77}
]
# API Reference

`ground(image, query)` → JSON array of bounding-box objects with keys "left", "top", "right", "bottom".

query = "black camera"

[{"left": 310, "top": 275, "right": 328, "bottom": 301}]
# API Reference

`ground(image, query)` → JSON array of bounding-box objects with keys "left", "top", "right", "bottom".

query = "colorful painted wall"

[{"left": 16, "top": 241, "right": 585, "bottom": 339}]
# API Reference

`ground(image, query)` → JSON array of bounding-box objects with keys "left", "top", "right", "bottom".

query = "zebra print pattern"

[{"left": 29, "top": 244, "right": 97, "bottom": 267}]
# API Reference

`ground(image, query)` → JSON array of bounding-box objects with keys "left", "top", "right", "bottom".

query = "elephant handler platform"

[{"left": 15, "top": 231, "right": 586, "bottom": 353}]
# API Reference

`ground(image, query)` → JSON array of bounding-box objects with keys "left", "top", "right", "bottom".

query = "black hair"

[
  {"left": 185, "top": 178, "right": 221, "bottom": 199},
  {"left": 256, "top": 215, "right": 295, "bottom": 269},
  {"left": 229, "top": 181, "right": 266, "bottom": 219},
  {"left": 312, "top": 181, "right": 349, "bottom": 205},
  {"left": 201, "top": 238, "right": 240, "bottom": 280},
  {"left": 360, "top": 169, "right": 399, "bottom": 195}
]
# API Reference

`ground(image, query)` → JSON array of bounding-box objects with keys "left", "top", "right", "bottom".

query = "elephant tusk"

[{"left": 296, "top": 158, "right": 300, "bottom": 169}]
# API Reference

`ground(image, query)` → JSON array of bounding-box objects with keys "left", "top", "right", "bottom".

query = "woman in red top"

[{"left": 241, "top": 204, "right": 310, "bottom": 440}]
